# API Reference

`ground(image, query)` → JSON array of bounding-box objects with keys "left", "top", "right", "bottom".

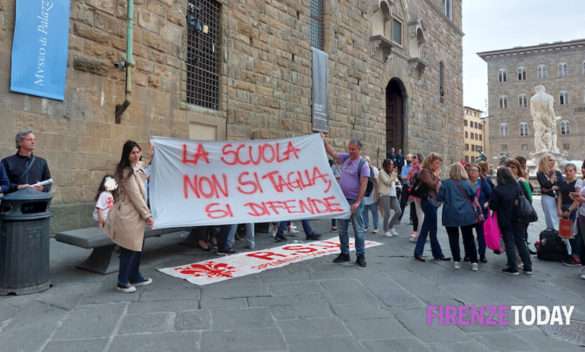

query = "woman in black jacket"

[{"left": 489, "top": 167, "right": 533, "bottom": 275}]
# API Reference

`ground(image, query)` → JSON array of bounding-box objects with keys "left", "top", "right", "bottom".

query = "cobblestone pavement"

[{"left": 1, "top": 198, "right": 584, "bottom": 352}]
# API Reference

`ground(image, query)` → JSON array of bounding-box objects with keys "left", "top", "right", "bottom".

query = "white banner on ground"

[
  {"left": 158, "top": 238, "right": 383, "bottom": 285},
  {"left": 150, "top": 134, "right": 350, "bottom": 229}
]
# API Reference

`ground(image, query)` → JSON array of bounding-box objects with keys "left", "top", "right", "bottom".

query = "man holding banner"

[{"left": 323, "top": 135, "right": 370, "bottom": 267}]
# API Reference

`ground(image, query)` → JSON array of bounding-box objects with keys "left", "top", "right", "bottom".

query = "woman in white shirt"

[{"left": 379, "top": 159, "right": 402, "bottom": 237}]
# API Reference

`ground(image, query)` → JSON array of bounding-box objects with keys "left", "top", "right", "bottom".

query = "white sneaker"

[
  {"left": 471, "top": 263, "right": 479, "bottom": 272},
  {"left": 372, "top": 229, "right": 379, "bottom": 234},
  {"left": 288, "top": 224, "right": 299, "bottom": 234},
  {"left": 580, "top": 274, "right": 585, "bottom": 280},
  {"left": 453, "top": 261, "right": 461, "bottom": 270},
  {"left": 384, "top": 231, "right": 393, "bottom": 237},
  {"left": 116, "top": 284, "right": 137, "bottom": 293},
  {"left": 390, "top": 229, "right": 399, "bottom": 237},
  {"left": 132, "top": 278, "right": 153, "bottom": 287}
]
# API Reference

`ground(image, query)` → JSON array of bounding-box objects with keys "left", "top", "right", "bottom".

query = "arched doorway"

[{"left": 386, "top": 78, "right": 406, "bottom": 156}]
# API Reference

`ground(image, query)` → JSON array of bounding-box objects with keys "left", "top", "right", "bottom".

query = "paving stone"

[
  {"left": 139, "top": 286, "right": 201, "bottom": 302},
  {"left": 320, "top": 279, "right": 380, "bottom": 305},
  {"left": 392, "top": 308, "right": 471, "bottom": 344},
  {"left": 43, "top": 338, "right": 108, "bottom": 352},
  {"left": 331, "top": 302, "right": 395, "bottom": 320},
  {"left": 248, "top": 292, "right": 328, "bottom": 307},
  {"left": 278, "top": 317, "right": 350, "bottom": 342},
  {"left": 0, "top": 321, "right": 56, "bottom": 352},
  {"left": 427, "top": 340, "right": 492, "bottom": 352},
  {"left": 175, "top": 310, "right": 211, "bottom": 330},
  {"left": 200, "top": 328, "right": 286, "bottom": 352},
  {"left": 109, "top": 331, "right": 200, "bottom": 352},
  {"left": 362, "top": 338, "right": 431, "bottom": 352},
  {"left": 118, "top": 312, "right": 173, "bottom": 335},
  {"left": 53, "top": 303, "right": 126, "bottom": 339},
  {"left": 345, "top": 317, "right": 412, "bottom": 340},
  {"left": 515, "top": 329, "right": 584, "bottom": 351},
  {"left": 199, "top": 297, "right": 248, "bottom": 310},
  {"left": 268, "top": 281, "right": 324, "bottom": 296},
  {"left": 211, "top": 308, "right": 274, "bottom": 330},
  {"left": 288, "top": 336, "right": 367, "bottom": 352},
  {"left": 127, "top": 299, "right": 201, "bottom": 314},
  {"left": 470, "top": 331, "right": 535, "bottom": 351},
  {"left": 270, "top": 301, "right": 333, "bottom": 320},
  {"left": 201, "top": 281, "right": 270, "bottom": 299}
]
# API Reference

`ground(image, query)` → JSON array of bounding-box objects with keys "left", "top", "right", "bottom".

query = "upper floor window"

[
  {"left": 537, "top": 64, "right": 548, "bottom": 79},
  {"left": 498, "top": 69, "right": 507, "bottom": 82},
  {"left": 443, "top": 0, "right": 453, "bottom": 21},
  {"left": 465, "top": 131, "right": 468, "bottom": 138},
  {"left": 520, "top": 122, "right": 529, "bottom": 137},
  {"left": 310, "top": 0, "right": 324, "bottom": 49},
  {"left": 582, "top": 61, "right": 585, "bottom": 75},
  {"left": 391, "top": 18, "right": 403, "bottom": 45},
  {"left": 560, "top": 120, "right": 570, "bottom": 135},
  {"left": 559, "top": 63, "right": 568, "bottom": 78},
  {"left": 499, "top": 96, "right": 508, "bottom": 109},
  {"left": 186, "top": 0, "right": 221, "bottom": 110},
  {"left": 517, "top": 67, "right": 526, "bottom": 81},
  {"left": 500, "top": 122, "right": 508, "bottom": 137},
  {"left": 518, "top": 94, "right": 528, "bottom": 108},
  {"left": 560, "top": 91, "right": 568, "bottom": 105},
  {"left": 464, "top": 119, "right": 468, "bottom": 127}
]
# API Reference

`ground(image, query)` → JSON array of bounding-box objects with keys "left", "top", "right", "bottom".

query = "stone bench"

[{"left": 55, "top": 227, "right": 190, "bottom": 274}]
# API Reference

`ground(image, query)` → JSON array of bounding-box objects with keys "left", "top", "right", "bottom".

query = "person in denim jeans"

[
  {"left": 413, "top": 153, "right": 450, "bottom": 262},
  {"left": 323, "top": 135, "right": 369, "bottom": 267}
]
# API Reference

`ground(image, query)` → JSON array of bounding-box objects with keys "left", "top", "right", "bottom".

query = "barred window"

[
  {"left": 310, "top": 0, "right": 324, "bottom": 49},
  {"left": 186, "top": 0, "right": 221, "bottom": 110},
  {"left": 498, "top": 69, "right": 507, "bottom": 82},
  {"left": 439, "top": 62, "right": 445, "bottom": 103}
]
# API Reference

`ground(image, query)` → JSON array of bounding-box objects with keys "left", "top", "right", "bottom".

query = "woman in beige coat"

[{"left": 105, "top": 140, "right": 154, "bottom": 293}]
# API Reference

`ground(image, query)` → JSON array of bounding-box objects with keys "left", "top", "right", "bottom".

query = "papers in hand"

[{"left": 33, "top": 178, "right": 53, "bottom": 187}]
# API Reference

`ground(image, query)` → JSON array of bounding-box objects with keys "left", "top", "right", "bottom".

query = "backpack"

[
  {"left": 357, "top": 159, "right": 375, "bottom": 197},
  {"left": 536, "top": 229, "right": 567, "bottom": 261},
  {"left": 408, "top": 172, "right": 424, "bottom": 198}
]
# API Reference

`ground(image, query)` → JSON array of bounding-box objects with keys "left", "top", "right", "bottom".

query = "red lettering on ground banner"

[
  {"left": 183, "top": 174, "right": 229, "bottom": 199},
  {"left": 205, "top": 202, "right": 234, "bottom": 219},
  {"left": 247, "top": 251, "right": 288, "bottom": 261},
  {"left": 182, "top": 143, "right": 210, "bottom": 165},
  {"left": 282, "top": 245, "right": 318, "bottom": 254},
  {"left": 221, "top": 142, "right": 301, "bottom": 166},
  {"left": 309, "top": 241, "right": 341, "bottom": 249},
  {"left": 237, "top": 172, "right": 264, "bottom": 195}
]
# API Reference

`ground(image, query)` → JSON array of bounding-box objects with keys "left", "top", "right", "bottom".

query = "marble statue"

[{"left": 530, "top": 85, "right": 560, "bottom": 154}]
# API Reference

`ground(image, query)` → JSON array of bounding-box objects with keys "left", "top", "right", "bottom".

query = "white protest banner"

[
  {"left": 159, "top": 238, "right": 383, "bottom": 285},
  {"left": 149, "top": 134, "right": 350, "bottom": 229}
]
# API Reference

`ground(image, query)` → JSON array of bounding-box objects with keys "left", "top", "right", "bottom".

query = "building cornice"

[{"left": 477, "top": 38, "right": 585, "bottom": 61}]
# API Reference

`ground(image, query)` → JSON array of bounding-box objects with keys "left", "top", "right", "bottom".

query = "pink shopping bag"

[{"left": 483, "top": 211, "right": 501, "bottom": 252}]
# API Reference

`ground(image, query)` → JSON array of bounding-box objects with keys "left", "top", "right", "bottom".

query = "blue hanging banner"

[{"left": 10, "top": 0, "right": 71, "bottom": 101}]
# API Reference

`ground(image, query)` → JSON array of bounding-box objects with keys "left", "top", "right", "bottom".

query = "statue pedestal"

[{"left": 527, "top": 150, "right": 569, "bottom": 177}]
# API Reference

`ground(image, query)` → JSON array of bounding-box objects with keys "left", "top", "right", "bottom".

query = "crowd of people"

[{"left": 2, "top": 129, "right": 585, "bottom": 294}]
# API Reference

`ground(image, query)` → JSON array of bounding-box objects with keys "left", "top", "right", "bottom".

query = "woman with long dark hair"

[
  {"left": 105, "top": 140, "right": 154, "bottom": 293},
  {"left": 413, "top": 153, "right": 449, "bottom": 262},
  {"left": 489, "top": 167, "right": 532, "bottom": 275}
]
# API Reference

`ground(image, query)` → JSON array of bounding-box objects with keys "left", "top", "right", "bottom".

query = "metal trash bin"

[{"left": 0, "top": 188, "right": 53, "bottom": 295}]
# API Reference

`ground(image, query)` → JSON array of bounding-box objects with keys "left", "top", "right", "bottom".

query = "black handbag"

[{"left": 515, "top": 186, "right": 538, "bottom": 223}]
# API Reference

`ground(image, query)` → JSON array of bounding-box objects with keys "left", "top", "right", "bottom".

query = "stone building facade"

[
  {"left": 479, "top": 39, "right": 585, "bottom": 162},
  {"left": 0, "top": 0, "right": 463, "bottom": 231},
  {"left": 463, "top": 106, "right": 485, "bottom": 163}
]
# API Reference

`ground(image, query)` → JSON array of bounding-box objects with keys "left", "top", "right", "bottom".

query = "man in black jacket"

[{"left": 1, "top": 129, "right": 51, "bottom": 193}]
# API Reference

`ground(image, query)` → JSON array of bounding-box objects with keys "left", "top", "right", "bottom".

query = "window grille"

[
  {"left": 310, "top": 0, "right": 324, "bottom": 49},
  {"left": 186, "top": 0, "right": 221, "bottom": 109}
]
